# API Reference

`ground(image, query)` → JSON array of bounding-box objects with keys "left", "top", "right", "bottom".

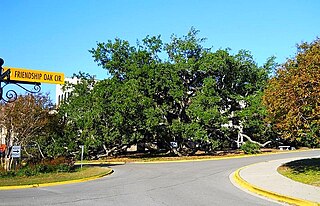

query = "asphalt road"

[{"left": 1, "top": 150, "right": 319, "bottom": 206}]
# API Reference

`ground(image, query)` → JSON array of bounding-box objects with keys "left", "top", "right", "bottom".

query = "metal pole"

[
  {"left": 80, "top": 145, "right": 84, "bottom": 169},
  {"left": 0, "top": 58, "right": 4, "bottom": 74},
  {"left": 0, "top": 58, "right": 4, "bottom": 100}
]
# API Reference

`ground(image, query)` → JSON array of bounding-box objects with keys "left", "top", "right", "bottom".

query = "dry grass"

[{"left": 98, "top": 148, "right": 280, "bottom": 163}]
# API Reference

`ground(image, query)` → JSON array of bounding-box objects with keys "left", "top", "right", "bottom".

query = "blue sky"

[{"left": 1, "top": 0, "right": 320, "bottom": 103}]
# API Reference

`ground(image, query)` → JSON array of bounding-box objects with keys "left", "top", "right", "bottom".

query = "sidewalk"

[{"left": 234, "top": 157, "right": 320, "bottom": 206}]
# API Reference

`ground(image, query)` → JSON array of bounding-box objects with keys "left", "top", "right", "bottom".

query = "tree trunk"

[
  {"left": 171, "top": 147, "right": 183, "bottom": 157},
  {"left": 4, "top": 132, "right": 14, "bottom": 171},
  {"left": 241, "top": 133, "right": 271, "bottom": 147},
  {"left": 30, "top": 141, "right": 45, "bottom": 159},
  {"left": 4, "top": 155, "right": 12, "bottom": 171},
  {"left": 235, "top": 122, "right": 271, "bottom": 148}
]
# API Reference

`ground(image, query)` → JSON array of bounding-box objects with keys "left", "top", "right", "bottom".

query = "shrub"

[
  {"left": 0, "top": 168, "right": 16, "bottom": 178},
  {"left": 17, "top": 166, "right": 38, "bottom": 177},
  {"left": 0, "top": 156, "right": 75, "bottom": 177},
  {"left": 240, "top": 142, "right": 261, "bottom": 154}
]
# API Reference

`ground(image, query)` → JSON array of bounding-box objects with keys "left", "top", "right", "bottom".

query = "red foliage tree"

[
  {"left": 0, "top": 93, "right": 52, "bottom": 170},
  {"left": 263, "top": 38, "right": 320, "bottom": 147}
]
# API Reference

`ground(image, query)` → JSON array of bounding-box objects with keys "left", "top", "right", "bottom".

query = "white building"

[
  {"left": 55, "top": 76, "right": 98, "bottom": 106},
  {"left": 55, "top": 77, "right": 80, "bottom": 106}
]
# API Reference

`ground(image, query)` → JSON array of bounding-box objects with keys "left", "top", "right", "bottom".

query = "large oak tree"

[{"left": 61, "top": 28, "right": 273, "bottom": 157}]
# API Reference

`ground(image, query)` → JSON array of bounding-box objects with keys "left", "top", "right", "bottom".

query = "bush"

[
  {"left": 0, "top": 156, "right": 75, "bottom": 177},
  {"left": 240, "top": 142, "right": 261, "bottom": 154},
  {"left": 17, "top": 166, "right": 38, "bottom": 177},
  {"left": 0, "top": 168, "right": 15, "bottom": 178}
]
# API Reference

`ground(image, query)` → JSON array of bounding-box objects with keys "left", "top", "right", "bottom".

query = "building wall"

[
  {"left": 55, "top": 77, "right": 97, "bottom": 106},
  {"left": 55, "top": 77, "right": 79, "bottom": 106}
]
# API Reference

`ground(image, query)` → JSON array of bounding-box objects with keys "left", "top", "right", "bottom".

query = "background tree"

[
  {"left": 0, "top": 93, "right": 52, "bottom": 170},
  {"left": 263, "top": 38, "right": 320, "bottom": 147},
  {"left": 58, "top": 73, "right": 104, "bottom": 158}
]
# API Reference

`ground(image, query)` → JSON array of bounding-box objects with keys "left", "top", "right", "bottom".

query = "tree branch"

[{"left": 241, "top": 133, "right": 271, "bottom": 147}]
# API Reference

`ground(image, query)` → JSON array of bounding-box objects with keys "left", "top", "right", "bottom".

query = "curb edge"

[
  {"left": 134, "top": 149, "right": 320, "bottom": 164},
  {"left": 233, "top": 167, "right": 319, "bottom": 206},
  {"left": 0, "top": 169, "right": 114, "bottom": 190}
]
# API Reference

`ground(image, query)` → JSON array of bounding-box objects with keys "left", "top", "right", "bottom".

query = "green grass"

[
  {"left": 0, "top": 166, "right": 112, "bottom": 186},
  {"left": 278, "top": 158, "right": 320, "bottom": 187}
]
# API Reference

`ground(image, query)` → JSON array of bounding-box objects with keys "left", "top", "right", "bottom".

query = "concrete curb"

[
  {"left": 233, "top": 166, "right": 319, "bottom": 206},
  {"left": 134, "top": 155, "right": 248, "bottom": 164},
  {"left": 75, "top": 162, "right": 125, "bottom": 165},
  {"left": 134, "top": 149, "right": 319, "bottom": 164},
  {"left": 0, "top": 169, "right": 114, "bottom": 191}
]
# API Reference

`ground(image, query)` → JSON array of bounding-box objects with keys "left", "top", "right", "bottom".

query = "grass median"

[
  {"left": 278, "top": 158, "right": 320, "bottom": 187},
  {"left": 0, "top": 166, "right": 112, "bottom": 187}
]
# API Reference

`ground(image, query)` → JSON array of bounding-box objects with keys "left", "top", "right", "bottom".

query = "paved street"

[{"left": 0, "top": 150, "right": 318, "bottom": 206}]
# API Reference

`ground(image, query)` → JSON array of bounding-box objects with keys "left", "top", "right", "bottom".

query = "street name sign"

[
  {"left": 3, "top": 67, "right": 65, "bottom": 84},
  {"left": 11, "top": 145, "right": 21, "bottom": 158}
]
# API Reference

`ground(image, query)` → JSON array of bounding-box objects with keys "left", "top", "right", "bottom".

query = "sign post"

[
  {"left": 0, "top": 58, "right": 65, "bottom": 102},
  {"left": 11, "top": 145, "right": 21, "bottom": 171},
  {"left": 11, "top": 145, "right": 21, "bottom": 158},
  {"left": 80, "top": 145, "right": 84, "bottom": 169}
]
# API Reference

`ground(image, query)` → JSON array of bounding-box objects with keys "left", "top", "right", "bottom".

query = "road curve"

[{"left": 0, "top": 150, "right": 318, "bottom": 206}]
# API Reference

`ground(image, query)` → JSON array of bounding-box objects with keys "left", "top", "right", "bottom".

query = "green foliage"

[
  {"left": 0, "top": 157, "right": 74, "bottom": 178},
  {"left": 236, "top": 91, "right": 276, "bottom": 144},
  {"left": 0, "top": 169, "right": 15, "bottom": 178},
  {"left": 240, "top": 142, "right": 261, "bottom": 154},
  {"left": 58, "top": 28, "right": 273, "bottom": 157}
]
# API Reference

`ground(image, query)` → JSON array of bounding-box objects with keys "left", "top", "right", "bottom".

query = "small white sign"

[
  {"left": 11, "top": 146, "right": 21, "bottom": 158},
  {"left": 170, "top": 142, "right": 178, "bottom": 148}
]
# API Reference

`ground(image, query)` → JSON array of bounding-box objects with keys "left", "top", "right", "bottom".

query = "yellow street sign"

[{"left": 3, "top": 67, "right": 65, "bottom": 84}]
